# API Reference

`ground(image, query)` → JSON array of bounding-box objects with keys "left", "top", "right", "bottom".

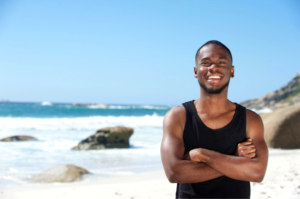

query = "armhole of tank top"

[
  {"left": 182, "top": 103, "right": 190, "bottom": 135},
  {"left": 241, "top": 105, "right": 247, "bottom": 138}
]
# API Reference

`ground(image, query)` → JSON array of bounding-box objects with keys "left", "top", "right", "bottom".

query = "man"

[{"left": 161, "top": 40, "right": 268, "bottom": 198}]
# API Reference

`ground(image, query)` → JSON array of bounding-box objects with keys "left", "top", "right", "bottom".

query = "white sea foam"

[
  {"left": 41, "top": 101, "right": 52, "bottom": 106},
  {"left": 86, "top": 105, "right": 171, "bottom": 110},
  {"left": 107, "top": 105, "right": 132, "bottom": 109},
  {"left": 252, "top": 108, "right": 273, "bottom": 114},
  {"left": 0, "top": 114, "right": 163, "bottom": 132},
  {"left": 0, "top": 114, "right": 165, "bottom": 186},
  {"left": 131, "top": 105, "right": 171, "bottom": 110},
  {"left": 87, "top": 104, "right": 109, "bottom": 109}
]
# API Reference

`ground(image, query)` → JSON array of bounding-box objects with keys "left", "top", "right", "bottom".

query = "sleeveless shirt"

[{"left": 176, "top": 100, "right": 250, "bottom": 199}]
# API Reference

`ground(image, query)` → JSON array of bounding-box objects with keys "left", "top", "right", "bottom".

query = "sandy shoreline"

[
  {"left": 1, "top": 171, "right": 176, "bottom": 199},
  {"left": 1, "top": 149, "right": 300, "bottom": 199}
]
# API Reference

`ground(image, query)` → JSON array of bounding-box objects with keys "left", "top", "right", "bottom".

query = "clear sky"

[{"left": 0, "top": 0, "right": 299, "bottom": 105}]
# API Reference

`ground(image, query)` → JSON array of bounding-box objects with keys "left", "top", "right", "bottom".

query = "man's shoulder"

[
  {"left": 165, "top": 100, "right": 195, "bottom": 118},
  {"left": 165, "top": 105, "right": 186, "bottom": 120},
  {"left": 163, "top": 103, "right": 188, "bottom": 130},
  {"left": 245, "top": 108, "right": 264, "bottom": 135},
  {"left": 245, "top": 108, "right": 262, "bottom": 122}
]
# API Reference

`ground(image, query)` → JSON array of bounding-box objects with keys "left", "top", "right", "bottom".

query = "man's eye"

[
  {"left": 201, "top": 62, "right": 210, "bottom": 65},
  {"left": 219, "top": 62, "right": 226, "bottom": 64}
]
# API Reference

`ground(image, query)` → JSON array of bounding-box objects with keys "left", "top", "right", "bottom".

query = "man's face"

[{"left": 194, "top": 44, "right": 234, "bottom": 94}]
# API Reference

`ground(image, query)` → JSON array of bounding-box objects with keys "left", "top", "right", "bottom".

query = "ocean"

[{"left": 0, "top": 102, "right": 171, "bottom": 186}]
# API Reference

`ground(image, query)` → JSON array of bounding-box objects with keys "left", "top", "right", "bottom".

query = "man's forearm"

[
  {"left": 169, "top": 160, "right": 223, "bottom": 183},
  {"left": 194, "top": 148, "right": 264, "bottom": 182}
]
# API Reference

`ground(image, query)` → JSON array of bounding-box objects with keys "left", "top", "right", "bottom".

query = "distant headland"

[{"left": 241, "top": 73, "right": 300, "bottom": 110}]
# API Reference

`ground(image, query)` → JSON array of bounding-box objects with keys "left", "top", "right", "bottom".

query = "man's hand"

[
  {"left": 235, "top": 139, "right": 256, "bottom": 159},
  {"left": 183, "top": 149, "right": 201, "bottom": 161},
  {"left": 183, "top": 148, "right": 204, "bottom": 162},
  {"left": 183, "top": 139, "right": 257, "bottom": 161},
  {"left": 183, "top": 152, "right": 191, "bottom": 160}
]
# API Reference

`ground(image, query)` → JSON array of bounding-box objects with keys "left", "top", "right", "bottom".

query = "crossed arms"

[{"left": 160, "top": 105, "right": 268, "bottom": 184}]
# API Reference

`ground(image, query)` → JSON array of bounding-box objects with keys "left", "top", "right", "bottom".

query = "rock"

[
  {"left": 0, "top": 135, "right": 38, "bottom": 142},
  {"left": 28, "top": 164, "right": 90, "bottom": 183},
  {"left": 72, "top": 103, "right": 92, "bottom": 107},
  {"left": 260, "top": 103, "right": 300, "bottom": 148},
  {"left": 72, "top": 126, "right": 134, "bottom": 150},
  {"left": 241, "top": 73, "right": 300, "bottom": 110}
]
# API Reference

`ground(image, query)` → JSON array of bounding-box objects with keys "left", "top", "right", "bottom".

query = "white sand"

[
  {"left": 1, "top": 149, "right": 300, "bottom": 199},
  {"left": 1, "top": 171, "right": 176, "bottom": 199},
  {"left": 250, "top": 149, "right": 300, "bottom": 199}
]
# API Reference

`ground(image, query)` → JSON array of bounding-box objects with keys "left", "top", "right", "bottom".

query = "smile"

[{"left": 208, "top": 76, "right": 221, "bottom": 79}]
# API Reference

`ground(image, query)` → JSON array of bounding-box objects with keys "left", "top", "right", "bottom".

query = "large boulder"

[
  {"left": 28, "top": 164, "right": 90, "bottom": 183},
  {"left": 260, "top": 103, "right": 300, "bottom": 148},
  {"left": 0, "top": 135, "right": 38, "bottom": 142},
  {"left": 72, "top": 126, "right": 134, "bottom": 150}
]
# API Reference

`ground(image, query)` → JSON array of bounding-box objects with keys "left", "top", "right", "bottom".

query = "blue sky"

[{"left": 0, "top": 0, "right": 299, "bottom": 105}]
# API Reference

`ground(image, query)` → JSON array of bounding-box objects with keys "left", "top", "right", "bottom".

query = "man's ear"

[
  {"left": 231, "top": 66, "right": 235, "bottom": 78},
  {"left": 194, "top": 66, "right": 198, "bottom": 78}
]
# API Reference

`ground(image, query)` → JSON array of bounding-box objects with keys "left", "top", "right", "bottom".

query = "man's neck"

[{"left": 196, "top": 88, "right": 233, "bottom": 115}]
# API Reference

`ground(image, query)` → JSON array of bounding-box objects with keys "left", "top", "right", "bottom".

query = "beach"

[
  {"left": 1, "top": 171, "right": 175, "bottom": 199},
  {"left": 250, "top": 149, "right": 300, "bottom": 199},
  {"left": 2, "top": 149, "right": 300, "bottom": 199},
  {"left": 1, "top": 103, "right": 300, "bottom": 199},
  {"left": 0, "top": 102, "right": 167, "bottom": 186}
]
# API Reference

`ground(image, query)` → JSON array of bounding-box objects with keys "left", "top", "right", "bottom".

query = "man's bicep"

[
  {"left": 246, "top": 110, "right": 268, "bottom": 171},
  {"left": 161, "top": 107, "right": 185, "bottom": 166},
  {"left": 161, "top": 132, "right": 185, "bottom": 165},
  {"left": 161, "top": 107, "right": 186, "bottom": 162}
]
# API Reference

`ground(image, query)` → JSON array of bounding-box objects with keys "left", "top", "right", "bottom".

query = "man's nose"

[{"left": 208, "top": 63, "right": 219, "bottom": 71}]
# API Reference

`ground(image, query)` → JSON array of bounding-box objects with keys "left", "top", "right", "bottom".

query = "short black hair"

[{"left": 195, "top": 40, "right": 232, "bottom": 62}]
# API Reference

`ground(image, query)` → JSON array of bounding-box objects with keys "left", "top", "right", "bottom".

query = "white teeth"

[{"left": 208, "top": 76, "right": 221, "bottom": 79}]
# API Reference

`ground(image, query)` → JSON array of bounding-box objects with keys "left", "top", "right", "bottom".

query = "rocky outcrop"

[
  {"left": 0, "top": 135, "right": 38, "bottom": 142},
  {"left": 28, "top": 164, "right": 90, "bottom": 183},
  {"left": 241, "top": 73, "right": 300, "bottom": 110},
  {"left": 260, "top": 103, "right": 300, "bottom": 148},
  {"left": 71, "top": 126, "right": 134, "bottom": 150}
]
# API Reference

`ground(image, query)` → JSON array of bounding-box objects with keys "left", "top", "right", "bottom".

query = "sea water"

[{"left": 0, "top": 102, "right": 171, "bottom": 186}]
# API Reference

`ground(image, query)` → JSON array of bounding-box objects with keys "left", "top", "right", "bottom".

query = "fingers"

[
  {"left": 238, "top": 139, "right": 253, "bottom": 147},
  {"left": 239, "top": 145, "right": 256, "bottom": 155},
  {"left": 243, "top": 152, "right": 256, "bottom": 159},
  {"left": 237, "top": 139, "right": 256, "bottom": 152},
  {"left": 245, "top": 147, "right": 256, "bottom": 153},
  {"left": 239, "top": 151, "right": 256, "bottom": 158},
  {"left": 237, "top": 139, "right": 257, "bottom": 158},
  {"left": 242, "top": 149, "right": 256, "bottom": 158},
  {"left": 238, "top": 145, "right": 255, "bottom": 151}
]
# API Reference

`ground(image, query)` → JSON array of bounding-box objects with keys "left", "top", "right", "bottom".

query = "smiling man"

[{"left": 161, "top": 40, "right": 268, "bottom": 199}]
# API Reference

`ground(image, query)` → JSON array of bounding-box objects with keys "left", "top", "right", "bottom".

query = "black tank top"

[{"left": 176, "top": 100, "right": 250, "bottom": 199}]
